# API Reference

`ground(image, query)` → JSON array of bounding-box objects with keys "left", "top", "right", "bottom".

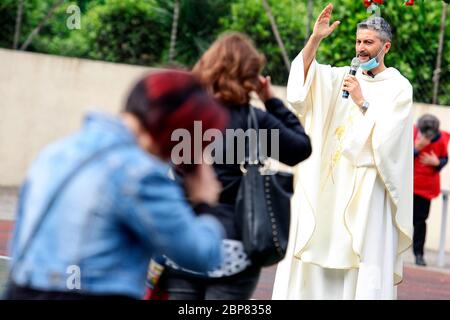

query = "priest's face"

[{"left": 356, "top": 29, "right": 391, "bottom": 64}]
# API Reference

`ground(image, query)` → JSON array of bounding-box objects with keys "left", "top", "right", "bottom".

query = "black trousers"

[
  {"left": 413, "top": 194, "right": 431, "bottom": 256},
  {"left": 158, "top": 265, "right": 261, "bottom": 300},
  {"left": 4, "top": 282, "right": 134, "bottom": 300}
]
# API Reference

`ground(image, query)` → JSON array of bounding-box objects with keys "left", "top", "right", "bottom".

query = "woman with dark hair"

[
  {"left": 159, "top": 32, "right": 312, "bottom": 300},
  {"left": 5, "top": 70, "right": 228, "bottom": 300}
]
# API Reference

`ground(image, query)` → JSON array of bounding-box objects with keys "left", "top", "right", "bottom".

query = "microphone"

[{"left": 342, "top": 57, "right": 360, "bottom": 99}]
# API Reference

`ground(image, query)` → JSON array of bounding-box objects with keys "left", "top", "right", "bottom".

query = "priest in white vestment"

[{"left": 272, "top": 4, "right": 413, "bottom": 300}]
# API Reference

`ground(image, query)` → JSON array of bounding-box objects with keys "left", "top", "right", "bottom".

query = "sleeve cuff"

[
  {"left": 193, "top": 202, "right": 213, "bottom": 215},
  {"left": 264, "top": 97, "right": 284, "bottom": 110},
  {"left": 435, "top": 157, "right": 449, "bottom": 172}
]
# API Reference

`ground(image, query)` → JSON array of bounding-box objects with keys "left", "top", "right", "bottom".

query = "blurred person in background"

[
  {"left": 5, "top": 70, "right": 228, "bottom": 300},
  {"left": 413, "top": 114, "right": 449, "bottom": 266}
]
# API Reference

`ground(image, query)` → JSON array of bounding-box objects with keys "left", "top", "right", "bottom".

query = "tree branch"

[
  {"left": 13, "top": 0, "right": 24, "bottom": 49},
  {"left": 262, "top": 0, "right": 290, "bottom": 72},
  {"left": 168, "top": 0, "right": 180, "bottom": 64},
  {"left": 20, "top": 0, "right": 65, "bottom": 51},
  {"left": 432, "top": 1, "right": 448, "bottom": 105}
]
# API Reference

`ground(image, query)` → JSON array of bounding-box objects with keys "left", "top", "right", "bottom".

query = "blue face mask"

[{"left": 359, "top": 47, "right": 384, "bottom": 71}]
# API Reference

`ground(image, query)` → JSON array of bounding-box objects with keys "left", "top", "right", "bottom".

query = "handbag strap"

[
  {"left": 244, "top": 106, "right": 266, "bottom": 165},
  {"left": 11, "top": 142, "right": 132, "bottom": 276}
]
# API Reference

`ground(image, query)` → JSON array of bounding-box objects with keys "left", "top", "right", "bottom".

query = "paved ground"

[
  {"left": 250, "top": 264, "right": 450, "bottom": 300},
  {"left": 0, "top": 187, "right": 17, "bottom": 221},
  {"left": 1, "top": 187, "right": 449, "bottom": 300},
  {"left": 0, "top": 259, "right": 8, "bottom": 296},
  {"left": 0, "top": 220, "right": 13, "bottom": 257}
]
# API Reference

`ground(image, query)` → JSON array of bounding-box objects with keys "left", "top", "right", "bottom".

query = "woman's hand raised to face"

[
  {"left": 256, "top": 75, "right": 275, "bottom": 103},
  {"left": 184, "top": 163, "right": 221, "bottom": 206}
]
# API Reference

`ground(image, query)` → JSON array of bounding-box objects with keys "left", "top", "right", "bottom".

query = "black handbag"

[{"left": 236, "top": 106, "right": 294, "bottom": 267}]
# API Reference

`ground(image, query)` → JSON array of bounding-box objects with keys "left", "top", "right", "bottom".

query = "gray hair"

[
  {"left": 418, "top": 114, "right": 440, "bottom": 139},
  {"left": 357, "top": 16, "right": 392, "bottom": 42}
]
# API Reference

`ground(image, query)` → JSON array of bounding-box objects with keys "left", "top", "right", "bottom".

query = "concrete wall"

[
  {"left": 0, "top": 48, "right": 156, "bottom": 186},
  {"left": 1, "top": 48, "right": 449, "bottom": 252}
]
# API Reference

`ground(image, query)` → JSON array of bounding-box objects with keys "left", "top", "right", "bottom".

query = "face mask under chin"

[{"left": 359, "top": 47, "right": 384, "bottom": 71}]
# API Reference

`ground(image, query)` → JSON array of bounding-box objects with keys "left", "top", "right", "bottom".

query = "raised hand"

[
  {"left": 184, "top": 163, "right": 221, "bottom": 206},
  {"left": 313, "top": 3, "right": 340, "bottom": 40}
]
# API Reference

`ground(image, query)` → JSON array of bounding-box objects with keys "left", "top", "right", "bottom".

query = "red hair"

[{"left": 125, "top": 70, "right": 229, "bottom": 161}]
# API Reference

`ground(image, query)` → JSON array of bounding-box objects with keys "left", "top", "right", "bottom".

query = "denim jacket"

[{"left": 8, "top": 112, "right": 224, "bottom": 299}]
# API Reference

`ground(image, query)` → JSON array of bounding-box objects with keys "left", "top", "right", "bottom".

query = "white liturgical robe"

[{"left": 272, "top": 51, "right": 413, "bottom": 300}]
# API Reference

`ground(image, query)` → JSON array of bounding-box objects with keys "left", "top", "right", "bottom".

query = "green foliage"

[
  {"left": 0, "top": 0, "right": 47, "bottom": 49},
  {"left": 0, "top": 0, "right": 18, "bottom": 48},
  {"left": 219, "top": 0, "right": 308, "bottom": 85},
  {"left": 30, "top": 1, "right": 89, "bottom": 57},
  {"left": 383, "top": 0, "right": 450, "bottom": 105},
  {"left": 24, "top": 0, "right": 168, "bottom": 65},
  {"left": 220, "top": 0, "right": 449, "bottom": 104},
  {"left": 0, "top": 0, "right": 448, "bottom": 104},
  {"left": 155, "top": 0, "right": 233, "bottom": 67},
  {"left": 83, "top": 0, "right": 168, "bottom": 65}
]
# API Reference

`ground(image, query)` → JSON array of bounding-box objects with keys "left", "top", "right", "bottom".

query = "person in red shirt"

[{"left": 413, "top": 114, "right": 449, "bottom": 266}]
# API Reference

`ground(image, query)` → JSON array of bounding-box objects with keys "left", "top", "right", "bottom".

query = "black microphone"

[{"left": 342, "top": 57, "right": 360, "bottom": 99}]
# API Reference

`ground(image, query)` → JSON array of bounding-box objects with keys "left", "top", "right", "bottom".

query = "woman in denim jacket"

[{"left": 5, "top": 71, "right": 229, "bottom": 300}]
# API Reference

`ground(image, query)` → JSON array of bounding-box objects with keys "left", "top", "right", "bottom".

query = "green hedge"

[
  {"left": 219, "top": 0, "right": 308, "bottom": 86},
  {"left": 1, "top": 0, "right": 448, "bottom": 104},
  {"left": 219, "top": 0, "right": 449, "bottom": 105},
  {"left": 0, "top": 0, "right": 49, "bottom": 49},
  {"left": 31, "top": 0, "right": 168, "bottom": 66}
]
